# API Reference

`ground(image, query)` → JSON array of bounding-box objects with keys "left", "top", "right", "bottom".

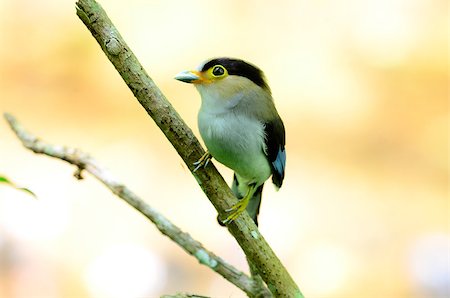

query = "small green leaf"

[
  {"left": 0, "top": 175, "right": 37, "bottom": 199},
  {"left": 18, "top": 187, "right": 37, "bottom": 198},
  {"left": 0, "top": 176, "right": 12, "bottom": 184}
]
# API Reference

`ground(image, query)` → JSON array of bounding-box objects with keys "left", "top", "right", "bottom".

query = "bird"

[{"left": 174, "top": 57, "right": 286, "bottom": 226}]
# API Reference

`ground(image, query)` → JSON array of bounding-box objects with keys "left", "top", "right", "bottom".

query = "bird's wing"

[{"left": 263, "top": 117, "right": 286, "bottom": 188}]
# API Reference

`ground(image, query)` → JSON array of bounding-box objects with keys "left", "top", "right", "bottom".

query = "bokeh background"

[{"left": 0, "top": 0, "right": 448, "bottom": 297}]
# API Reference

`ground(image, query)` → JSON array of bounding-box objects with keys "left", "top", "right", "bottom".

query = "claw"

[
  {"left": 193, "top": 162, "right": 202, "bottom": 172},
  {"left": 221, "top": 185, "right": 256, "bottom": 224},
  {"left": 193, "top": 152, "right": 212, "bottom": 172}
]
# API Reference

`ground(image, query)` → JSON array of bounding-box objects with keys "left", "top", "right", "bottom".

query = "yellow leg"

[
  {"left": 222, "top": 184, "right": 257, "bottom": 224},
  {"left": 193, "top": 151, "right": 212, "bottom": 172}
]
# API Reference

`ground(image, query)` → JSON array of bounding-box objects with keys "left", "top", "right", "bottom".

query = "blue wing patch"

[{"left": 272, "top": 147, "right": 286, "bottom": 186}]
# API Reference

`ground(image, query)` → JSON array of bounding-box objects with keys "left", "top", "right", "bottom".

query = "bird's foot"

[
  {"left": 193, "top": 151, "right": 212, "bottom": 172},
  {"left": 222, "top": 192, "right": 251, "bottom": 224}
]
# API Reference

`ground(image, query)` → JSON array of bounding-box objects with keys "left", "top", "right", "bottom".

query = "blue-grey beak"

[{"left": 174, "top": 70, "right": 201, "bottom": 83}]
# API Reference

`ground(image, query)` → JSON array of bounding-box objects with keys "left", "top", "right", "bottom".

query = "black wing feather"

[{"left": 264, "top": 117, "right": 286, "bottom": 188}]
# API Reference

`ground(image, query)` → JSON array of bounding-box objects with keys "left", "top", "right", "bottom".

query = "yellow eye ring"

[{"left": 210, "top": 65, "right": 227, "bottom": 78}]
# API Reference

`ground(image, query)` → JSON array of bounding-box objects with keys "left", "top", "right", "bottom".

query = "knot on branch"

[{"left": 105, "top": 37, "right": 121, "bottom": 56}]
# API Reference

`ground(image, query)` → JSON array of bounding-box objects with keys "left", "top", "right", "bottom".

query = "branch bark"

[{"left": 4, "top": 113, "right": 263, "bottom": 297}]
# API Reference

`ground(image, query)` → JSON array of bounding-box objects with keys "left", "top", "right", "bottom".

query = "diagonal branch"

[
  {"left": 4, "top": 113, "right": 262, "bottom": 297},
  {"left": 74, "top": 0, "right": 303, "bottom": 297}
]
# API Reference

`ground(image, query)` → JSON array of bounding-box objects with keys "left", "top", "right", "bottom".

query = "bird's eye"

[{"left": 212, "top": 65, "right": 225, "bottom": 77}]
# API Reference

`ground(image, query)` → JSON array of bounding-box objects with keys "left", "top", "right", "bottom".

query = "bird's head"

[{"left": 175, "top": 58, "right": 271, "bottom": 101}]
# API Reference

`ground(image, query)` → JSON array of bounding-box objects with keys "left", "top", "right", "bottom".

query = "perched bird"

[{"left": 175, "top": 58, "right": 286, "bottom": 226}]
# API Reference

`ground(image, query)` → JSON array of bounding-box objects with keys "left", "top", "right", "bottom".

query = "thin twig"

[{"left": 3, "top": 113, "right": 260, "bottom": 296}]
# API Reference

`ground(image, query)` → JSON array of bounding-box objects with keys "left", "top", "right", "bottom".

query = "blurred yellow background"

[{"left": 0, "top": 0, "right": 448, "bottom": 297}]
